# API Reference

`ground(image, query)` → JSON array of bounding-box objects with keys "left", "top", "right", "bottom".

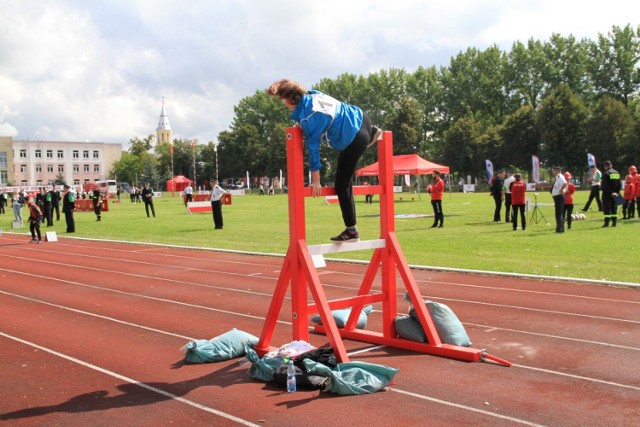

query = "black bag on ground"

[
  {"left": 294, "top": 348, "right": 337, "bottom": 370},
  {"left": 273, "top": 362, "right": 328, "bottom": 390}
]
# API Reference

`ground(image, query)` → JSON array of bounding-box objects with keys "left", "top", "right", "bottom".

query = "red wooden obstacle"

[{"left": 255, "top": 127, "right": 510, "bottom": 367}]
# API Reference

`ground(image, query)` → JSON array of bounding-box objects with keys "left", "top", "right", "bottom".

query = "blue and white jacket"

[{"left": 290, "top": 90, "right": 363, "bottom": 172}]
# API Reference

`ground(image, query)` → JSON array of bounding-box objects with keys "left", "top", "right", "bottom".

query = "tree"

[
  {"left": 443, "top": 116, "right": 481, "bottom": 178},
  {"left": 589, "top": 24, "right": 640, "bottom": 106},
  {"left": 537, "top": 85, "right": 588, "bottom": 174},
  {"left": 500, "top": 105, "right": 541, "bottom": 172},
  {"left": 584, "top": 95, "right": 630, "bottom": 171}
]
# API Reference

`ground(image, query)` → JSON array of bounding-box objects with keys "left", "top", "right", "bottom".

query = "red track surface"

[{"left": 1, "top": 233, "right": 639, "bottom": 426}]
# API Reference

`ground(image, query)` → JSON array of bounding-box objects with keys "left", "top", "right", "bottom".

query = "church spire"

[{"left": 156, "top": 97, "right": 173, "bottom": 146}]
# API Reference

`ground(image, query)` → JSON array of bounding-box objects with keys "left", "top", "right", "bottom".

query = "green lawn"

[{"left": 17, "top": 190, "right": 639, "bottom": 284}]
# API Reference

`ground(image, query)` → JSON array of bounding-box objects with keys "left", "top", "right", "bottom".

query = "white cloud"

[{"left": 0, "top": 0, "right": 638, "bottom": 146}]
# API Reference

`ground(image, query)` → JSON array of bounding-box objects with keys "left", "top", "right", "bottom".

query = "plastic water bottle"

[{"left": 286, "top": 359, "right": 296, "bottom": 393}]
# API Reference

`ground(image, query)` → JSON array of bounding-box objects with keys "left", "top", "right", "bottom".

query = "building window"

[
  {"left": 36, "top": 165, "right": 42, "bottom": 173},
  {"left": 36, "top": 180, "right": 42, "bottom": 186},
  {"left": 35, "top": 149, "right": 42, "bottom": 158},
  {"left": 46, "top": 150, "right": 53, "bottom": 158},
  {"left": 47, "top": 165, "right": 54, "bottom": 173},
  {"left": 0, "top": 170, "right": 7, "bottom": 184},
  {"left": 93, "top": 150, "right": 99, "bottom": 159},
  {"left": 20, "top": 149, "right": 27, "bottom": 158},
  {"left": 74, "top": 179, "right": 80, "bottom": 185},
  {"left": 0, "top": 152, "right": 7, "bottom": 168},
  {"left": 73, "top": 165, "right": 79, "bottom": 172},
  {"left": 73, "top": 150, "right": 79, "bottom": 159},
  {"left": 83, "top": 179, "right": 90, "bottom": 184},
  {"left": 58, "top": 165, "right": 64, "bottom": 173},
  {"left": 83, "top": 150, "right": 89, "bottom": 159},
  {"left": 93, "top": 164, "right": 100, "bottom": 173},
  {"left": 83, "top": 165, "right": 90, "bottom": 173},
  {"left": 21, "top": 180, "right": 27, "bottom": 186},
  {"left": 57, "top": 150, "right": 64, "bottom": 159},
  {"left": 20, "top": 164, "right": 27, "bottom": 173}
]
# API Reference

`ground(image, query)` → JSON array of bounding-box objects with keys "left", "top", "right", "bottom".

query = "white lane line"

[
  {"left": 3, "top": 279, "right": 639, "bottom": 395},
  {"left": 390, "top": 388, "right": 548, "bottom": 427},
  {"left": 0, "top": 268, "right": 280, "bottom": 324},
  {"left": 0, "top": 331, "right": 260, "bottom": 427},
  {"left": 513, "top": 363, "right": 640, "bottom": 392},
  {"left": 468, "top": 322, "right": 640, "bottom": 352}
]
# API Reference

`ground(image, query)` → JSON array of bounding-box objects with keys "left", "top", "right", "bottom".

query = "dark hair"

[{"left": 266, "top": 79, "right": 307, "bottom": 105}]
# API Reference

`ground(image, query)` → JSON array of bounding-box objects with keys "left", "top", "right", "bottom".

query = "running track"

[{"left": 0, "top": 233, "right": 639, "bottom": 426}]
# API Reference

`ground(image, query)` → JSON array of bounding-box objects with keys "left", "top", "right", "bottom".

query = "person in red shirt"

[
  {"left": 563, "top": 172, "right": 576, "bottom": 229},
  {"left": 627, "top": 166, "right": 638, "bottom": 219},
  {"left": 622, "top": 174, "right": 636, "bottom": 219},
  {"left": 509, "top": 173, "right": 527, "bottom": 230},
  {"left": 427, "top": 170, "right": 445, "bottom": 228}
]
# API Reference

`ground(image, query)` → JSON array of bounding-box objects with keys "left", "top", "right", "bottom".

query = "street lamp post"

[{"left": 213, "top": 141, "right": 220, "bottom": 182}]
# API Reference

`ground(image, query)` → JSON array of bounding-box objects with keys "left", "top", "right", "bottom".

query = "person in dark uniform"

[
  {"left": 490, "top": 170, "right": 505, "bottom": 222},
  {"left": 44, "top": 187, "right": 54, "bottom": 226},
  {"left": 62, "top": 184, "right": 76, "bottom": 233},
  {"left": 141, "top": 182, "right": 155, "bottom": 218},
  {"left": 92, "top": 185, "right": 103, "bottom": 221},
  {"left": 601, "top": 160, "right": 622, "bottom": 228},
  {"left": 51, "top": 186, "right": 61, "bottom": 221}
]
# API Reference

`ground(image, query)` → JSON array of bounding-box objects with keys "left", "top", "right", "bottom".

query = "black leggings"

[{"left": 334, "top": 114, "right": 373, "bottom": 228}]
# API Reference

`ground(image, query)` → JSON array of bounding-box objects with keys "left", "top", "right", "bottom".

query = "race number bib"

[{"left": 311, "top": 93, "right": 338, "bottom": 118}]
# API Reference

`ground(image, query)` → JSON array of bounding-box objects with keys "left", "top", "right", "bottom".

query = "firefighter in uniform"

[
  {"left": 601, "top": 160, "right": 621, "bottom": 228},
  {"left": 92, "top": 185, "right": 103, "bottom": 221}
]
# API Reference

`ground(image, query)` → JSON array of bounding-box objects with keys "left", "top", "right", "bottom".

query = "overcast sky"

[{"left": 1, "top": 0, "right": 638, "bottom": 146}]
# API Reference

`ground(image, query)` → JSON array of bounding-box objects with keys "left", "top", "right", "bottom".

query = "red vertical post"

[
  {"left": 286, "top": 127, "right": 309, "bottom": 341},
  {"left": 377, "top": 132, "right": 398, "bottom": 337}
]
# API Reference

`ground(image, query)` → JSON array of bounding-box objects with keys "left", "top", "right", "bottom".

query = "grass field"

[{"left": 10, "top": 189, "right": 639, "bottom": 284}]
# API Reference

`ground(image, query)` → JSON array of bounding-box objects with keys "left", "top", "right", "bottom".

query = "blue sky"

[{"left": 0, "top": 0, "right": 637, "bottom": 146}]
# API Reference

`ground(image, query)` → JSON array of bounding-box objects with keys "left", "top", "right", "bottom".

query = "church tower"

[{"left": 156, "top": 98, "right": 173, "bottom": 147}]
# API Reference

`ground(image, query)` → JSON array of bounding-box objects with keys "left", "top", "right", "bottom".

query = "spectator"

[
  {"left": 581, "top": 165, "right": 602, "bottom": 212},
  {"left": 209, "top": 178, "right": 227, "bottom": 229},
  {"left": 490, "top": 170, "right": 505, "bottom": 222},
  {"left": 427, "top": 170, "right": 445, "bottom": 228},
  {"left": 62, "top": 184, "right": 76, "bottom": 233},
  {"left": 141, "top": 182, "right": 156, "bottom": 218},
  {"left": 563, "top": 172, "right": 575, "bottom": 230},
  {"left": 503, "top": 171, "right": 515, "bottom": 222},
  {"left": 510, "top": 173, "right": 527, "bottom": 231},
  {"left": 551, "top": 166, "right": 567, "bottom": 233}
]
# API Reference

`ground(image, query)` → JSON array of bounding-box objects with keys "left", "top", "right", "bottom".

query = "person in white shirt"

[
  {"left": 551, "top": 166, "right": 568, "bottom": 233},
  {"left": 209, "top": 178, "right": 227, "bottom": 229},
  {"left": 184, "top": 184, "right": 193, "bottom": 206},
  {"left": 502, "top": 171, "right": 515, "bottom": 222}
]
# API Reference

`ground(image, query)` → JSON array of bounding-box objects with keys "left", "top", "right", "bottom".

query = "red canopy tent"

[
  {"left": 356, "top": 154, "right": 449, "bottom": 176},
  {"left": 166, "top": 175, "right": 193, "bottom": 192}
]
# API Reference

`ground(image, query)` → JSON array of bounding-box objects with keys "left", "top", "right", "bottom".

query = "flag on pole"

[
  {"left": 532, "top": 155, "right": 540, "bottom": 183},
  {"left": 404, "top": 174, "right": 411, "bottom": 187},
  {"left": 246, "top": 171, "right": 250, "bottom": 189},
  {"left": 485, "top": 160, "right": 494, "bottom": 183},
  {"left": 587, "top": 153, "right": 596, "bottom": 168}
]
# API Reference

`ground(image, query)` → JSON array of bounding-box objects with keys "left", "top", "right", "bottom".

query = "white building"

[{"left": 12, "top": 140, "right": 122, "bottom": 187}]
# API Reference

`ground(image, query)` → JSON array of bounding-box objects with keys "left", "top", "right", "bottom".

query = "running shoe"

[
  {"left": 330, "top": 229, "right": 360, "bottom": 242},
  {"left": 368, "top": 127, "right": 383, "bottom": 148}
]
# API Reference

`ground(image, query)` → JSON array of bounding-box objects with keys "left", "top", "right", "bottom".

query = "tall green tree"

[
  {"left": 584, "top": 95, "right": 630, "bottom": 171},
  {"left": 500, "top": 105, "right": 541, "bottom": 173},
  {"left": 443, "top": 116, "right": 481, "bottom": 178},
  {"left": 589, "top": 24, "right": 640, "bottom": 106},
  {"left": 537, "top": 85, "right": 588, "bottom": 174}
]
